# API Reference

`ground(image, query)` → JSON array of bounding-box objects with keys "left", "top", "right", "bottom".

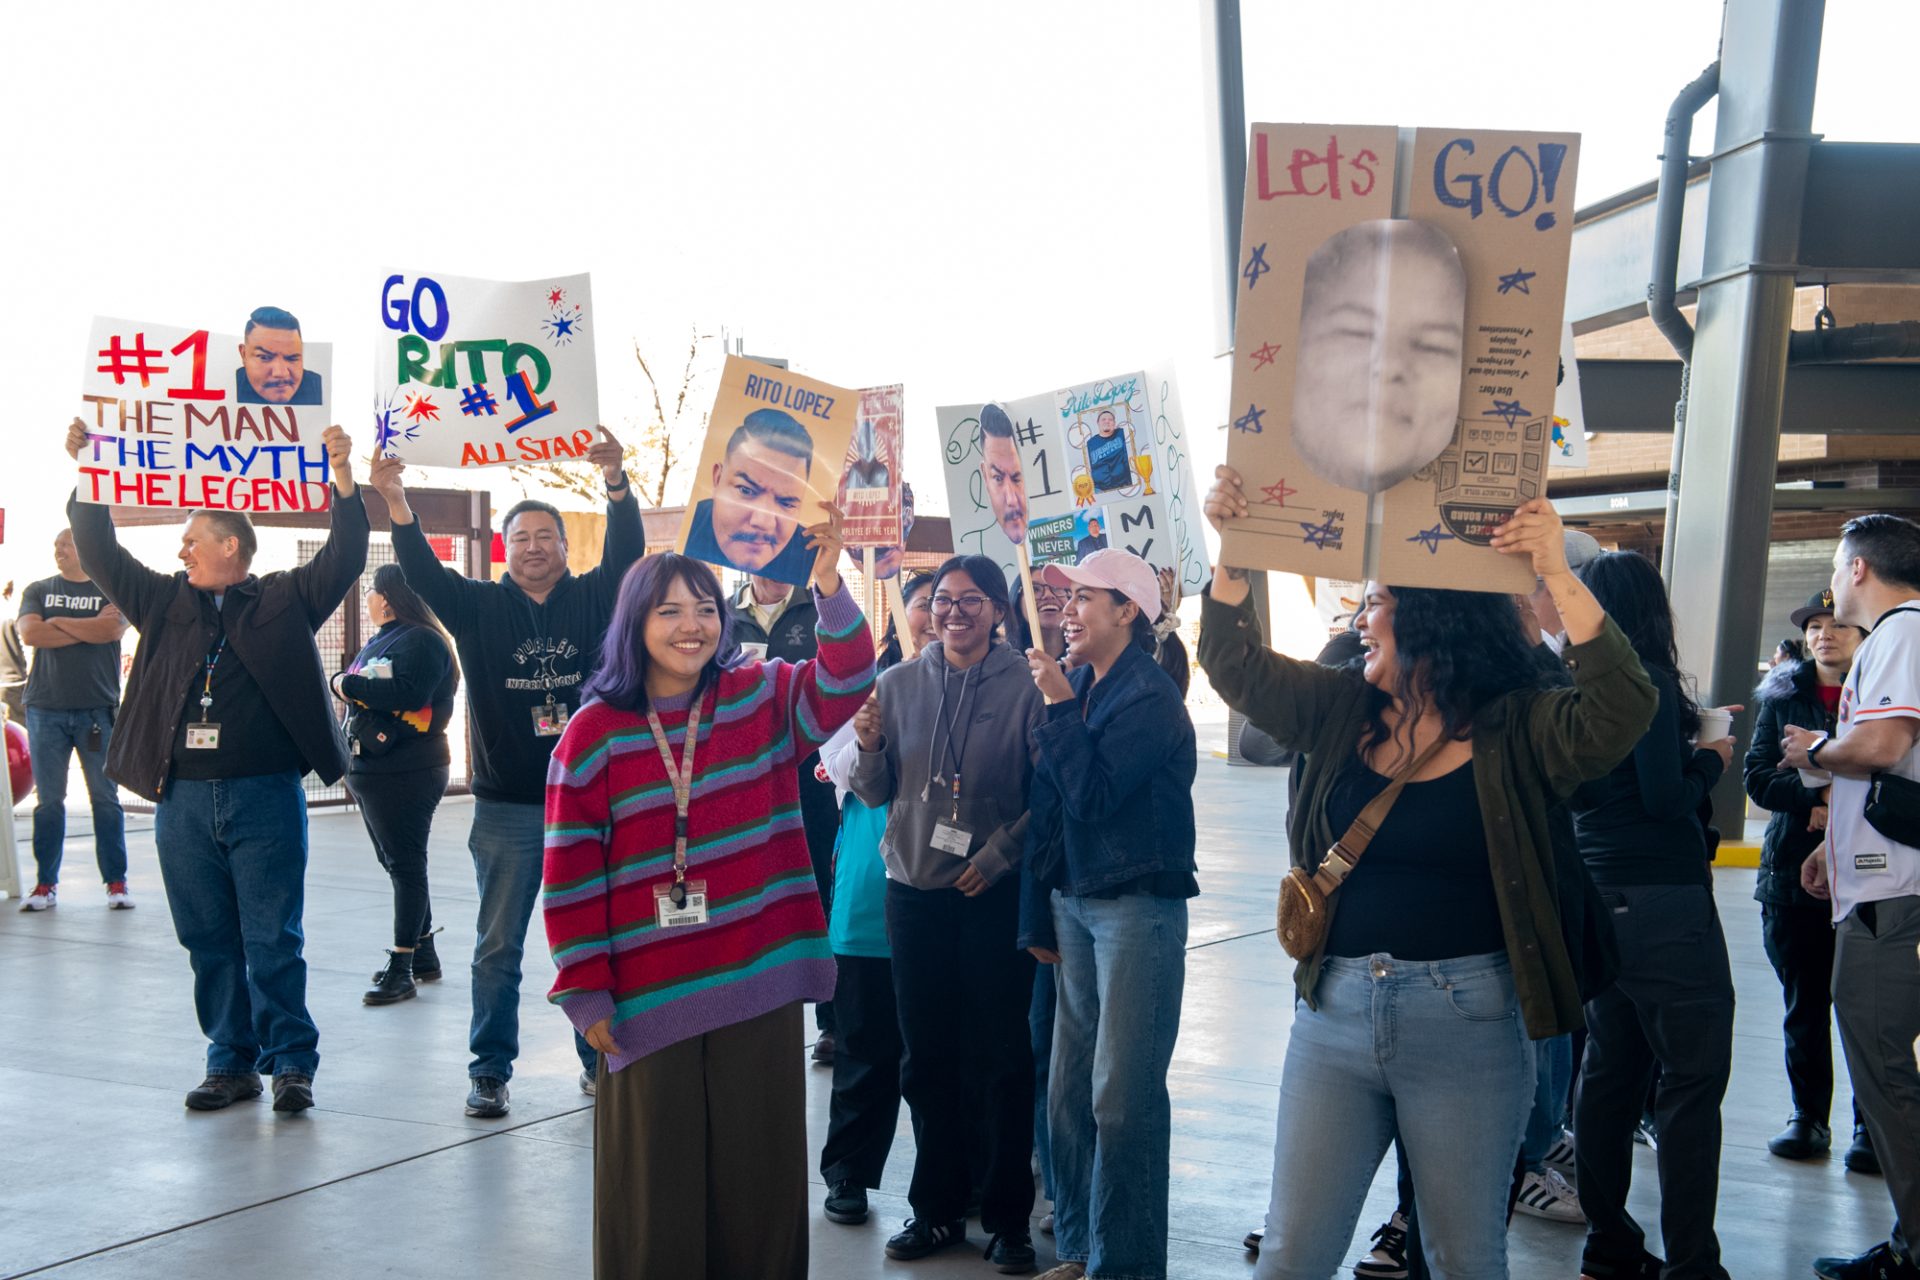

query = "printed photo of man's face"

[
  {"left": 240, "top": 322, "right": 306, "bottom": 403},
  {"left": 1290, "top": 219, "right": 1467, "bottom": 493},
  {"left": 978, "top": 403, "right": 1028, "bottom": 544},
  {"left": 709, "top": 411, "right": 815, "bottom": 572}
]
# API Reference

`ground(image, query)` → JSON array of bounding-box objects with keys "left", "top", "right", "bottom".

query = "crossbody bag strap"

[{"left": 1311, "top": 733, "right": 1457, "bottom": 896}]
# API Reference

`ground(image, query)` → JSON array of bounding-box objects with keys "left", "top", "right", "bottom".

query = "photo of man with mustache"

[
  {"left": 234, "top": 306, "right": 324, "bottom": 406},
  {"left": 684, "top": 407, "right": 820, "bottom": 586}
]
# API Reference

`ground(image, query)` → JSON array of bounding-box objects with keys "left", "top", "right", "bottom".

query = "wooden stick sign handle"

[
  {"left": 1014, "top": 542, "right": 1046, "bottom": 649},
  {"left": 883, "top": 574, "right": 916, "bottom": 659}
]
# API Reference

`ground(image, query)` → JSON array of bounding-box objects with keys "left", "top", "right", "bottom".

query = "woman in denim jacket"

[{"left": 1019, "top": 549, "right": 1198, "bottom": 1280}]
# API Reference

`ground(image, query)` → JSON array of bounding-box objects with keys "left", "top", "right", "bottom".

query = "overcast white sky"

[{"left": 3, "top": 0, "right": 1914, "bottom": 590}]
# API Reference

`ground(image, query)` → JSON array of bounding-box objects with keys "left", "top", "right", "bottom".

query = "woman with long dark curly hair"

[
  {"left": 1568, "top": 550, "right": 1740, "bottom": 1280},
  {"left": 1198, "top": 467, "right": 1657, "bottom": 1280}
]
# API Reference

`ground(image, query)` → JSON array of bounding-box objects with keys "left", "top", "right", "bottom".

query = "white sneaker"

[
  {"left": 106, "top": 881, "right": 135, "bottom": 910},
  {"left": 1353, "top": 1211, "right": 1410, "bottom": 1279},
  {"left": 1543, "top": 1131, "right": 1576, "bottom": 1176},
  {"left": 1516, "top": 1167, "right": 1585, "bottom": 1224},
  {"left": 20, "top": 884, "right": 56, "bottom": 912}
]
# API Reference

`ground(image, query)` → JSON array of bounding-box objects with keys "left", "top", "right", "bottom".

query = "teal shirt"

[{"left": 828, "top": 798, "right": 892, "bottom": 958}]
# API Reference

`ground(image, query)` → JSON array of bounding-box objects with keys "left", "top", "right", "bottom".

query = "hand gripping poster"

[
  {"left": 373, "top": 271, "right": 599, "bottom": 468},
  {"left": 77, "top": 308, "right": 336, "bottom": 511},
  {"left": 676, "top": 355, "right": 859, "bottom": 590},
  {"left": 937, "top": 365, "right": 1210, "bottom": 595},
  {"left": 1221, "top": 124, "right": 1579, "bottom": 592}
]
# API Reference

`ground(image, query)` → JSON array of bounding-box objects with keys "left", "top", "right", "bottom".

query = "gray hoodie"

[{"left": 849, "top": 641, "right": 1044, "bottom": 889}]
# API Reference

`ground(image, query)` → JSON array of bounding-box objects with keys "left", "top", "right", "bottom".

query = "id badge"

[
  {"left": 532, "top": 703, "right": 570, "bottom": 737},
  {"left": 185, "top": 723, "right": 221, "bottom": 750},
  {"left": 654, "top": 879, "right": 709, "bottom": 928},
  {"left": 739, "top": 643, "right": 769, "bottom": 662},
  {"left": 930, "top": 820, "right": 973, "bottom": 857}
]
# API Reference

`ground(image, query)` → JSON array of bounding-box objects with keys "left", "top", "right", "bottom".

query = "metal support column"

[{"left": 1667, "top": 0, "right": 1825, "bottom": 829}]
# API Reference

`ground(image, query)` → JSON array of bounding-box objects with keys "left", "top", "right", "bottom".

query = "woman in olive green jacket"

[{"left": 1199, "top": 469, "right": 1656, "bottom": 1280}]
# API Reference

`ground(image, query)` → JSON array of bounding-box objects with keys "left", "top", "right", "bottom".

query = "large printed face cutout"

[
  {"left": 978, "top": 403, "right": 1028, "bottom": 544},
  {"left": 705, "top": 411, "right": 814, "bottom": 573},
  {"left": 239, "top": 323, "right": 307, "bottom": 403},
  {"left": 1291, "top": 220, "right": 1467, "bottom": 494}
]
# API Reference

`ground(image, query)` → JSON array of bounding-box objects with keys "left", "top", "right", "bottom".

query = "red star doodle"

[
  {"left": 1250, "top": 341, "right": 1282, "bottom": 369},
  {"left": 546, "top": 287, "right": 565, "bottom": 307},
  {"left": 404, "top": 394, "right": 441, "bottom": 424},
  {"left": 1259, "top": 478, "right": 1298, "bottom": 506}
]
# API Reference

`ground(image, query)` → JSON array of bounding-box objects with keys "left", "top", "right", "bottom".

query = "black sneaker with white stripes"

[
  {"left": 1353, "top": 1211, "right": 1411, "bottom": 1279},
  {"left": 885, "top": 1218, "right": 966, "bottom": 1261}
]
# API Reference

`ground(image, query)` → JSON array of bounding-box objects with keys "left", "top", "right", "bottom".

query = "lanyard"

[
  {"left": 925, "top": 662, "right": 978, "bottom": 810},
  {"left": 644, "top": 693, "right": 705, "bottom": 908},
  {"left": 199, "top": 636, "right": 227, "bottom": 723},
  {"left": 355, "top": 624, "right": 409, "bottom": 672}
]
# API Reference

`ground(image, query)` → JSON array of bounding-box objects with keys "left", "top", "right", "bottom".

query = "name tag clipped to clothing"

[
  {"left": 739, "top": 642, "right": 769, "bottom": 662},
  {"left": 655, "top": 879, "right": 709, "bottom": 928},
  {"left": 365, "top": 659, "right": 394, "bottom": 680},
  {"left": 930, "top": 820, "right": 973, "bottom": 858},
  {"left": 532, "top": 701, "right": 570, "bottom": 737},
  {"left": 185, "top": 723, "right": 221, "bottom": 750}
]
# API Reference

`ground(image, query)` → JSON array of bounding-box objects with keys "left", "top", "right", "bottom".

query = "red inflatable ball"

[{"left": 5, "top": 719, "right": 30, "bottom": 802}]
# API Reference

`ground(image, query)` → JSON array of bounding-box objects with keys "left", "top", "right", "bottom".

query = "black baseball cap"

[{"left": 1790, "top": 589, "right": 1836, "bottom": 629}]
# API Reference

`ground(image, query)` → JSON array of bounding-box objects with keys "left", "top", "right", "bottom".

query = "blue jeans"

[
  {"left": 1521, "top": 1033, "right": 1573, "bottom": 1170},
  {"left": 468, "top": 798, "right": 595, "bottom": 1082},
  {"left": 154, "top": 772, "right": 318, "bottom": 1078},
  {"left": 26, "top": 706, "right": 126, "bottom": 886},
  {"left": 1031, "top": 958, "right": 1057, "bottom": 1202},
  {"left": 1254, "top": 953, "right": 1534, "bottom": 1280},
  {"left": 1049, "top": 891, "right": 1188, "bottom": 1280}
]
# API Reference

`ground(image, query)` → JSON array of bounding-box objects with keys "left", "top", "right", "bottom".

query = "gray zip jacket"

[{"left": 849, "top": 641, "right": 1044, "bottom": 890}]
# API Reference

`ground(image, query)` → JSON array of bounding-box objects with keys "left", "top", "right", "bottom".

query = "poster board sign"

[
  {"left": 1028, "top": 507, "right": 1111, "bottom": 568},
  {"left": 936, "top": 364, "right": 1209, "bottom": 595},
  {"left": 675, "top": 355, "right": 859, "bottom": 589},
  {"left": 77, "top": 311, "right": 335, "bottom": 512},
  {"left": 1222, "top": 124, "right": 1579, "bottom": 592},
  {"left": 373, "top": 271, "right": 598, "bottom": 469},
  {"left": 839, "top": 384, "right": 905, "bottom": 547},
  {"left": 1550, "top": 322, "right": 1590, "bottom": 468}
]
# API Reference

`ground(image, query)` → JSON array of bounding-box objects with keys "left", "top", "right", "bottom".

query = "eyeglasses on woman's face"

[
  {"left": 1032, "top": 584, "right": 1070, "bottom": 603},
  {"left": 930, "top": 594, "right": 991, "bottom": 617}
]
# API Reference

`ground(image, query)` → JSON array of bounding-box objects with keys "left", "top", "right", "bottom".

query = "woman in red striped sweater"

[{"left": 542, "top": 509, "right": 874, "bottom": 1280}]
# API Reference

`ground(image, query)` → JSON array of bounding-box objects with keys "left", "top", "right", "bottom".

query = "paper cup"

[{"left": 1695, "top": 708, "right": 1734, "bottom": 743}]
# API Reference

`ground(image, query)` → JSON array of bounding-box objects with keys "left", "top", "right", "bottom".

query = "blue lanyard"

[{"left": 199, "top": 636, "right": 227, "bottom": 722}]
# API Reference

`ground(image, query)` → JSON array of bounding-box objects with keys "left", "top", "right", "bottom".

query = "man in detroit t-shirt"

[{"left": 16, "top": 528, "right": 129, "bottom": 909}]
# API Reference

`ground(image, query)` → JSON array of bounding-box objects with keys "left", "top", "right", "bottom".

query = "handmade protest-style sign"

[
  {"left": 937, "top": 364, "right": 1210, "bottom": 596},
  {"left": 676, "top": 355, "right": 859, "bottom": 589},
  {"left": 77, "top": 310, "right": 335, "bottom": 512},
  {"left": 1223, "top": 123, "right": 1580, "bottom": 592},
  {"left": 839, "top": 384, "right": 905, "bottom": 548},
  {"left": 1550, "top": 322, "right": 1590, "bottom": 468},
  {"left": 373, "top": 271, "right": 598, "bottom": 469}
]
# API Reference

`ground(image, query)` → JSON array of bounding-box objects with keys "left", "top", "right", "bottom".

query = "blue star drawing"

[
  {"left": 372, "top": 390, "right": 415, "bottom": 452},
  {"left": 1301, "top": 516, "right": 1342, "bottom": 549},
  {"left": 542, "top": 304, "right": 586, "bottom": 347},
  {"left": 1482, "top": 399, "right": 1530, "bottom": 428},
  {"left": 1234, "top": 403, "right": 1268, "bottom": 434},
  {"left": 1496, "top": 267, "right": 1537, "bottom": 295},
  {"left": 1407, "top": 524, "right": 1456, "bottom": 555},
  {"left": 1243, "top": 242, "right": 1271, "bottom": 289}
]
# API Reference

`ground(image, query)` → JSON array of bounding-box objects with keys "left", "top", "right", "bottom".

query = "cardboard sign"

[
  {"left": 373, "top": 271, "right": 598, "bottom": 469},
  {"left": 1222, "top": 124, "right": 1579, "bottom": 592},
  {"left": 77, "top": 311, "right": 335, "bottom": 511},
  {"left": 1550, "top": 322, "right": 1590, "bottom": 468},
  {"left": 839, "top": 384, "right": 905, "bottom": 547},
  {"left": 676, "top": 355, "right": 859, "bottom": 588},
  {"left": 936, "top": 364, "right": 1210, "bottom": 595}
]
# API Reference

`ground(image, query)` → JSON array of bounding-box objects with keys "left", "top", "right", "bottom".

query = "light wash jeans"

[
  {"left": 1048, "top": 891, "right": 1188, "bottom": 1280},
  {"left": 1255, "top": 952, "right": 1534, "bottom": 1280},
  {"left": 468, "top": 798, "right": 595, "bottom": 1082}
]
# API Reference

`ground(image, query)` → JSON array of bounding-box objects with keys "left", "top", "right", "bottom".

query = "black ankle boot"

[
  {"left": 412, "top": 930, "right": 443, "bottom": 981},
  {"left": 365, "top": 950, "right": 417, "bottom": 1005}
]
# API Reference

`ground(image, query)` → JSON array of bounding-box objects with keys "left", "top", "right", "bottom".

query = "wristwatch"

[{"left": 1807, "top": 734, "right": 1829, "bottom": 766}]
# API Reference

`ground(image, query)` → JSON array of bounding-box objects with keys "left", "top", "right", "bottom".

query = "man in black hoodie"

[{"left": 373, "top": 430, "right": 640, "bottom": 1118}]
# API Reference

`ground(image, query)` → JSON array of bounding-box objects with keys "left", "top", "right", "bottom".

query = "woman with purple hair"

[{"left": 541, "top": 505, "right": 875, "bottom": 1280}]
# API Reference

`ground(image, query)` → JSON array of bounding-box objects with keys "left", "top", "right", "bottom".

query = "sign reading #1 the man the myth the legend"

[
  {"left": 76, "top": 309, "right": 335, "bottom": 512},
  {"left": 373, "top": 271, "right": 599, "bottom": 469}
]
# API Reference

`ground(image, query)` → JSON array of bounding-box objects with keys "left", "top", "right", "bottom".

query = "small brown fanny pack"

[{"left": 1277, "top": 735, "right": 1451, "bottom": 961}]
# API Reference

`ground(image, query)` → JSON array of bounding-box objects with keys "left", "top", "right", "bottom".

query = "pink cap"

[{"left": 1038, "top": 549, "right": 1162, "bottom": 623}]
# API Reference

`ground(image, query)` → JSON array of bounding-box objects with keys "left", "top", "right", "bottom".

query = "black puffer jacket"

[{"left": 1743, "top": 659, "right": 1839, "bottom": 907}]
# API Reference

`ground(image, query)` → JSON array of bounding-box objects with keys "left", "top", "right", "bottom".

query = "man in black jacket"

[
  {"left": 729, "top": 572, "right": 841, "bottom": 1062},
  {"left": 1744, "top": 590, "right": 1876, "bottom": 1169},
  {"left": 63, "top": 416, "right": 367, "bottom": 1114},
  {"left": 373, "top": 429, "right": 640, "bottom": 1118}
]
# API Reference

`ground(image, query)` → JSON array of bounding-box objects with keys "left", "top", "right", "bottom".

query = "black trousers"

[
  {"left": 348, "top": 766, "right": 447, "bottom": 949},
  {"left": 797, "top": 755, "right": 838, "bottom": 1033},
  {"left": 1575, "top": 884, "right": 1735, "bottom": 1280},
  {"left": 1760, "top": 898, "right": 1854, "bottom": 1126},
  {"left": 820, "top": 954, "right": 904, "bottom": 1188},
  {"left": 887, "top": 877, "right": 1037, "bottom": 1235}
]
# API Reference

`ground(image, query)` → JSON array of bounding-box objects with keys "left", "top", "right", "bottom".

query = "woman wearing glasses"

[{"left": 850, "top": 553, "right": 1047, "bottom": 1274}]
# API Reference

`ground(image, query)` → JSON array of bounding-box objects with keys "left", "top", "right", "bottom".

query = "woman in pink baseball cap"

[{"left": 1020, "top": 548, "right": 1199, "bottom": 1280}]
